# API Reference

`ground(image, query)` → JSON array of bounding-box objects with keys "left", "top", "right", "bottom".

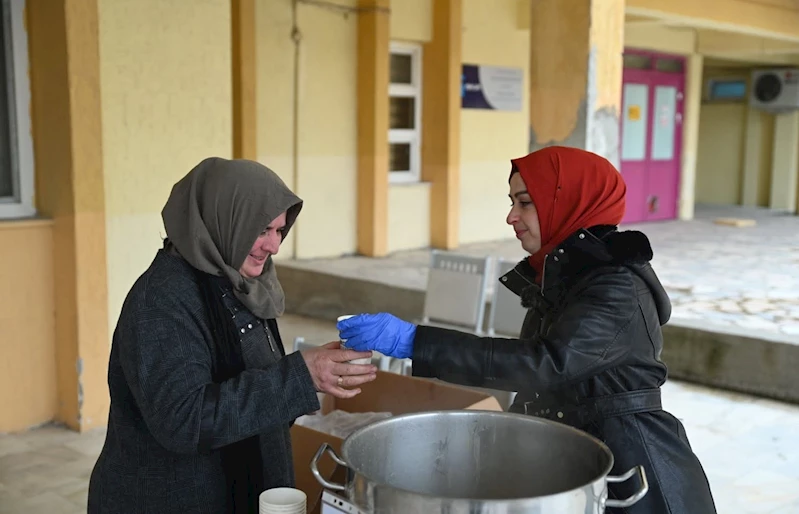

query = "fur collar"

[{"left": 601, "top": 229, "right": 653, "bottom": 264}]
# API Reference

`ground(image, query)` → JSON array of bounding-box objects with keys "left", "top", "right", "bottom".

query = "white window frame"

[
  {"left": 388, "top": 41, "right": 422, "bottom": 184},
  {"left": 0, "top": 0, "right": 35, "bottom": 219}
]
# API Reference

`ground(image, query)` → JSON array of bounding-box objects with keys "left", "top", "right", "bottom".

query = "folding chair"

[
  {"left": 383, "top": 250, "right": 491, "bottom": 377},
  {"left": 420, "top": 250, "right": 492, "bottom": 334}
]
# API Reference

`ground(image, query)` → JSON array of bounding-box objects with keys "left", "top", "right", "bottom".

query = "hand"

[
  {"left": 300, "top": 341, "right": 377, "bottom": 399},
  {"left": 337, "top": 313, "right": 416, "bottom": 359}
]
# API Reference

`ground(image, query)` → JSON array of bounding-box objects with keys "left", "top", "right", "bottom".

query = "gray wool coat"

[{"left": 88, "top": 250, "right": 320, "bottom": 513}]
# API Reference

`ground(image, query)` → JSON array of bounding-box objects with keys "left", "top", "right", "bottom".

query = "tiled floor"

[
  {"left": 280, "top": 204, "right": 799, "bottom": 341},
  {"left": 0, "top": 424, "right": 101, "bottom": 514},
  {"left": 1, "top": 317, "right": 798, "bottom": 513}
]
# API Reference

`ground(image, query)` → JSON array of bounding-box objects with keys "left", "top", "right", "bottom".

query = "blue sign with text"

[{"left": 461, "top": 63, "right": 523, "bottom": 112}]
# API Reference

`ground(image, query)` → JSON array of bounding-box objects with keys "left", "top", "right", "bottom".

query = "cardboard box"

[{"left": 291, "top": 371, "right": 503, "bottom": 513}]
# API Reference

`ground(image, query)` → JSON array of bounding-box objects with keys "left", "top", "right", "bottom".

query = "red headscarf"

[{"left": 510, "top": 146, "right": 626, "bottom": 280}]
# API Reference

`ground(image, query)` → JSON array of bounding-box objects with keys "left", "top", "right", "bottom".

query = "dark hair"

[{"left": 509, "top": 163, "right": 520, "bottom": 183}]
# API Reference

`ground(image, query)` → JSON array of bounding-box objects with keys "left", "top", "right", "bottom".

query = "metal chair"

[
  {"left": 420, "top": 250, "right": 492, "bottom": 335},
  {"left": 487, "top": 257, "right": 529, "bottom": 337},
  {"left": 408, "top": 250, "right": 492, "bottom": 382}
]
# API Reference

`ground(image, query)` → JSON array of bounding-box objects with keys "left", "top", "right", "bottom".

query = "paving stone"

[
  {"left": 718, "top": 301, "right": 742, "bottom": 313},
  {"left": 742, "top": 300, "right": 773, "bottom": 314}
]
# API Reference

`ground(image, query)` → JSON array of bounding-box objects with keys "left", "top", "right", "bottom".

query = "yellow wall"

[
  {"left": 0, "top": 221, "right": 57, "bottom": 431},
  {"left": 258, "top": 0, "right": 528, "bottom": 255},
  {"left": 624, "top": 24, "right": 696, "bottom": 55},
  {"left": 257, "top": 0, "right": 359, "bottom": 260},
  {"left": 696, "top": 101, "right": 746, "bottom": 204},
  {"left": 387, "top": 183, "right": 431, "bottom": 253},
  {"left": 387, "top": 0, "right": 432, "bottom": 252},
  {"left": 757, "top": 112, "right": 775, "bottom": 207},
  {"left": 696, "top": 68, "right": 747, "bottom": 205},
  {"left": 99, "top": 0, "right": 233, "bottom": 330},
  {"left": 391, "top": 0, "right": 431, "bottom": 42},
  {"left": 459, "top": 0, "right": 530, "bottom": 244},
  {"left": 257, "top": 0, "right": 437, "bottom": 258},
  {"left": 696, "top": 67, "right": 776, "bottom": 206}
]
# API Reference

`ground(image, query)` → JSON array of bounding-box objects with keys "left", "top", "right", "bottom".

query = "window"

[
  {"left": 706, "top": 78, "right": 747, "bottom": 102},
  {"left": 622, "top": 52, "right": 684, "bottom": 74},
  {"left": 622, "top": 53, "right": 651, "bottom": 70},
  {"left": 655, "top": 57, "right": 683, "bottom": 74},
  {"left": 389, "top": 42, "right": 421, "bottom": 183},
  {"left": 0, "top": 0, "right": 35, "bottom": 219}
]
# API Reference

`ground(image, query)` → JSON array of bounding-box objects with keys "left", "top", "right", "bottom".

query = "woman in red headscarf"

[{"left": 338, "top": 146, "right": 718, "bottom": 513}]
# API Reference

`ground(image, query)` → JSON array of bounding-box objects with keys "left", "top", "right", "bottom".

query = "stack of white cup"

[
  {"left": 259, "top": 487, "right": 307, "bottom": 514},
  {"left": 337, "top": 314, "right": 371, "bottom": 365}
]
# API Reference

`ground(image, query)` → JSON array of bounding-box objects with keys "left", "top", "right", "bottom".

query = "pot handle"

[
  {"left": 310, "top": 443, "right": 348, "bottom": 492},
  {"left": 603, "top": 465, "right": 649, "bottom": 508}
]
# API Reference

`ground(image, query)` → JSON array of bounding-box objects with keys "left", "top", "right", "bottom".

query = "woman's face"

[
  {"left": 239, "top": 211, "right": 287, "bottom": 278},
  {"left": 507, "top": 173, "right": 542, "bottom": 254}
]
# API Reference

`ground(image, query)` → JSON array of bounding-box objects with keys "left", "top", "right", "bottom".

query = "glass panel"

[
  {"left": 710, "top": 79, "right": 747, "bottom": 100},
  {"left": 0, "top": 5, "right": 14, "bottom": 198},
  {"left": 390, "top": 96, "right": 415, "bottom": 129},
  {"left": 389, "top": 143, "right": 411, "bottom": 172},
  {"left": 623, "top": 53, "right": 652, "bottom": 70},
  {"left": 655, "top": 58, "right": 683, "bottom": 73},
  {"left": 621, "top": 84, "right": 649, "bottom": 161},
  {"left": 390, "top": 53, "right": 413, "bottom": 85},
  {"left": 652, "top": 86, "right": 677, "bottom": 161}
]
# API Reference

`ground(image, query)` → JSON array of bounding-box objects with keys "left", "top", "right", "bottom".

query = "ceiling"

[{"left": 624, "top": 11, "right": 799, "bottom": 67}]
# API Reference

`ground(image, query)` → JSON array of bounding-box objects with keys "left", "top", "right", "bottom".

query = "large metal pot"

[{"left": 311, "top": 410, "right": 647, "bottom": 513}]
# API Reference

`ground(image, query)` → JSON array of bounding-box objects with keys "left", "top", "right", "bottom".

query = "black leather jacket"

[{"left": 411, "top": 227, "right": 717, "bottom": 514}]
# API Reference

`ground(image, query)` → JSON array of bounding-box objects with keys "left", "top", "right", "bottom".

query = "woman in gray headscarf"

[{"left": 87, "top": 157, "right": 376, "bottom": 514}]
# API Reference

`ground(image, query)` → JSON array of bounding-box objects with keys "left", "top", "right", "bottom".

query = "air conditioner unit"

[{"left": 750, "top": 68, "right": 799, "bottom": 112}]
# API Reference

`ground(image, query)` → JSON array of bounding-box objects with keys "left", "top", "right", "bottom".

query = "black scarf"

[{"left": 197, "top": 270, "right": 265, "bottom": 514}]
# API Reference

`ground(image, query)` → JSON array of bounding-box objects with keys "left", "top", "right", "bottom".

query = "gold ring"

[{"left": 337, "top": 376, "right": 344, "bottom": 386}]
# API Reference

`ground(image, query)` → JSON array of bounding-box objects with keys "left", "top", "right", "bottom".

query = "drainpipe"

[{"left": 291, "top": 0, "right": 302, "bottom": 259}]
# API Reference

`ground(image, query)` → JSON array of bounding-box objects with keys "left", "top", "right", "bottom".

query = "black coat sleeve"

[
  {"left": 116, "top": 291, "right": 320, "bottom": 455},
  {"left": 411, "top": 267, "right": 639, "bottom": 392}
]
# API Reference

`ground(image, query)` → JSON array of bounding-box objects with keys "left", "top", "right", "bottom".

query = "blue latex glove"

[{"left": 337, "top": 313, "right": 417, "bottom": 359}]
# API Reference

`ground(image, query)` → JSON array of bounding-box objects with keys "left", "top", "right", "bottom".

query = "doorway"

[{"left": 620, "top": 51, "right": 685, "bottom": 223}]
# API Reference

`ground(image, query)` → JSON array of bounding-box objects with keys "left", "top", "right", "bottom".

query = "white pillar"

[{"left": 678, "top": 54, "right": 703, "bottom": 220}]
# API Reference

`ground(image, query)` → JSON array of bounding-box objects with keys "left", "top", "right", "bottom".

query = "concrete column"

[
  {"left": 356, "top": 0, "right": 390, "bottom": 257},
  {"left": 528, "top": 0, "right": 625, "bottom": 168},
  {"left": 679, "top": 54, "right": 703, "bottom": 220},
  {"left": 232, "top": 0, "right": 256, "bottom": 160},
  {"left": 421, "top": 0, "right": 461, "bottom": 249},
  {"left": 769, "top": 112, "right": 799, "bottom": 212},
  {"left": 28, "top": 0, "right": 109, "bottom": 431},
  {"left": 741, "top": 108, "right": 763, "bottom": 207}
]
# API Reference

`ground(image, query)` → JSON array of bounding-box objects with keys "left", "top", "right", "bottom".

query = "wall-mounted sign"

[
  {"left": 461, "top": 64, "right": 523, "bottom": 112},
  {"left": 628, "top": 105, "right": 641, "bottom": 121}
]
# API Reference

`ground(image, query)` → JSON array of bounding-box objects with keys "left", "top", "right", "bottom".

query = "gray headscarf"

[{"left": 161, "top": 157, "right": 302, "bottom": 319}]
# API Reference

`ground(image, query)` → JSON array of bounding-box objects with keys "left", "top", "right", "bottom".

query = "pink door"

[{"left": 619, "top": 53, "right": 685, "bottom": 223}]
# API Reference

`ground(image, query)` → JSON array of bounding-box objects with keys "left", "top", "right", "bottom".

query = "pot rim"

[{"left": 339, "top": 409, "right": 616, "bottom": 503}]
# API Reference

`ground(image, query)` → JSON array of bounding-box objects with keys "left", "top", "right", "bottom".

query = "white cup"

[
  {"left": 337, "top": 314, "right": 372, "bottom": 365},
  {"left": 259, "top": 487, "right": 306, "bottom": 514}
]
